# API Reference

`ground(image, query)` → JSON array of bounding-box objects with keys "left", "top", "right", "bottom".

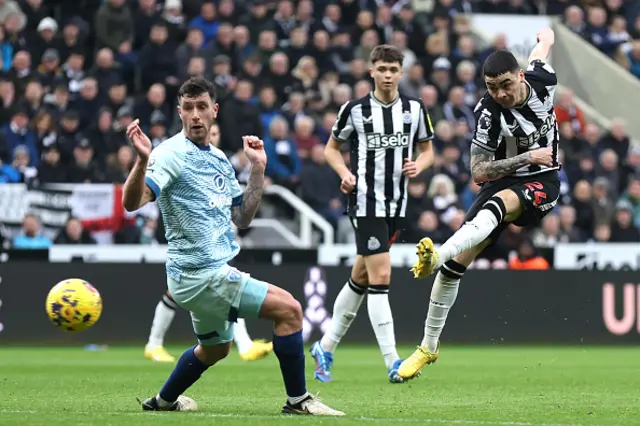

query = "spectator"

[
  {"left": 12, "top": 213, "right": 51, "bottom": 249},
  {"left": 4, "top": 108, "right": 38, "bottom": 165},
  {"left": 264, "top": 115, "right": 301, "bottom": 191},
  {"left": 509, "top": 238, "right": 550, "bottom": 270},
  {"left": 610, "top": 200, "right": 640, "bottom": 241},
  {"left": 95, "top": 0, "right": 134, "bottom": 52},
  {"left": 299, "top": 144, "right": 342, "bottom": 229},
  {"left": 555, "top": 89, "right": 586, "bottom": 136},
  {"left": 54, "top": 217, "right": 97, "bottom": 244}
]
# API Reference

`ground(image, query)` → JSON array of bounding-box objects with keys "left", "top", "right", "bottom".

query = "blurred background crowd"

[{"left": 0, "top": 0, "right": 639, "bottom": 264}]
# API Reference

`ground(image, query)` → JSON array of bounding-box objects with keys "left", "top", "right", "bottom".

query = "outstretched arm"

[
  {"left": 231, "top": 168, "right": 264, "bottom": 229},
  {"left": 470, "top": 143, "right": 532, "bottom": 184},
  {"left": 528, "top": 28, "right": 555, "bottom": 63}
]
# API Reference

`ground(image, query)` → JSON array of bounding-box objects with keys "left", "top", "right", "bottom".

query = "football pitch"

[{"left": 0, "top": 345, "right": 638, "bottom": 426}]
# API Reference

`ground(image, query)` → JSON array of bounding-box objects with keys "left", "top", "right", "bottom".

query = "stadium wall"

[
  {"left": 1, "top": 262, "right": 639, "bottom": 346},
  {"left": 551, "top": 22, "right": 640, "bottom": 141}
]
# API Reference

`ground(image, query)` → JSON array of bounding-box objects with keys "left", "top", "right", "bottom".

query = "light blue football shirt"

[{"left": 145, "top": 131, "right": 243, "bottom": 282}]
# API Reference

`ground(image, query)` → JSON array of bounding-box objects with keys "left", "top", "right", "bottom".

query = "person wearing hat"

[
  {"left": 66, "top": 134, "right": 104, "bottom": 183},
  {"left": 37, "top": 48, "right": 61, "bottom": 94},
  {"left": 3, "top": 108, "right": 38, "bottom": 166},
  {"left": 149, "top": 110, "right": 168, "bottom": 148},
  {"left": 610, "top": 199, "right": 640, "bottom": 242},
  {"left": 36, "top": 143, "right": 67, "bottom": 184},
  {"left": 33, "top": 17, "right": 58, "bottom": 66}
]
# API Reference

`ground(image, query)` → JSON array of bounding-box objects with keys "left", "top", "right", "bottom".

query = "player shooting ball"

[{"left": 399, "top": 28, "right": 559, "bottom": 379}]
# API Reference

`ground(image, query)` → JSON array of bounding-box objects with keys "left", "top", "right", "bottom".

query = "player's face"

[
  {"left": 178, "top": 93, "right": 218, "bottom": 143},
  {"left": 484, "top": 69, "right": 525, "bottom": 108},
  {"left": 370, "top": 61, "right": 402, "bottom": 93}
]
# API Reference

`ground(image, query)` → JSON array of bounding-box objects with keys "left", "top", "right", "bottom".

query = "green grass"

[{"left": 0, "top": 345, "right": 638, "bottom": 425}]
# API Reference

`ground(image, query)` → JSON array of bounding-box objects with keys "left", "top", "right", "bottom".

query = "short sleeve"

[
  {"left": 526, "top": 60, "right": 557, "bottom": 86},
  {"left": 416, "top": 100, "right": 434, "bottom": 142},
  {"left": 144, "top": 146, "right": 184, "bottom": 200},
  {"left": 331, "top": 100, "right": 356, "bottom": 143},
  {"left": 471, "top": 100, "right": 500, "bottom": 152}
]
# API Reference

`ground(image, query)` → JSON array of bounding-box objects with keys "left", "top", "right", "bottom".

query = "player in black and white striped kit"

[
  {"left": 310, "top": 45, "right": 435, "bottom": 383},
  {"left": 399, "top": 28, "right": 560, "bottom": 379}
]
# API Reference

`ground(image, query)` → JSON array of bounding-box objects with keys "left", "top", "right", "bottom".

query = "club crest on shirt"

[
  {"left": 214, "top": 174, "right": 226, "bottom": 191},
  {"left": 402, "top": 111, "right": 412, "bottom": 124}
]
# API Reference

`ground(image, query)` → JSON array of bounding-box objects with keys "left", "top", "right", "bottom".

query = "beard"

[{"left": 186, "top": 124, "right": 208, "bottom": 143}]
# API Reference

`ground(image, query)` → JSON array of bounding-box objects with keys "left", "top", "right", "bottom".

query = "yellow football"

[{"left": 45, "top": 279, "right": 103, "bottom": 332}]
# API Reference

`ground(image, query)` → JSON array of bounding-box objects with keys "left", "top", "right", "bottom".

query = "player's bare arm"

[
  {"left": 123, "top": 119, "right": 154, "bottom": 211},
  {"left": 232, "top": 135, "right": 266, "bottom": 229},
  {"left": 404, "top": 140, "right": 434, "bottom": 178},
  {"left": 470, "top": 144, "right": 554, "bottom": 183},
  {"left": 528, "top": 28, "right": 554, "bottom": 63},
  {"left": 324, "top": 136, "right": 355, "bottom": 194}
]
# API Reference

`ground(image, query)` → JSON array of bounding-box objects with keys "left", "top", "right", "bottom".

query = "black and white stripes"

[
  {"left": 332, "top": 92, "right": 434, "bottom": 218},
  {"left": 471, "top": 59, "right": 560, "bottom": 178}
]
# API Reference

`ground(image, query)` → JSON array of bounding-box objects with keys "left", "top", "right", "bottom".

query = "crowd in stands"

[
  {"left": 561, "top": 0, "right": 640, "bottom": 80},
  {"left": 1, "top": 0, "right": 639, "bottom": 263}
]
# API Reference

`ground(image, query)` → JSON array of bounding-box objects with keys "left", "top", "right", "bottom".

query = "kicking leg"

[
  {"left": 234, "top": 318, "right": 273, "bottom": 361},
  {"left": 412, "top": 189, "right": 521, "bottom": 278},
  {"left": 311, "top": 256, "right": 368, "bottom": 382},
  {"left": 145, "top": 291, "right": 177, "bottom": 362},
  {"left": 258, "top": 284, "right": 344, "bottom": 416},
  {"left": 398, "top": 239, "right": 491, "bottom": 380}
]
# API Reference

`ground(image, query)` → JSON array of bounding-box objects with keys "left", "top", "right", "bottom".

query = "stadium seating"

[{"left": 0, "top": 0, "right": 638, "bottom": 263}]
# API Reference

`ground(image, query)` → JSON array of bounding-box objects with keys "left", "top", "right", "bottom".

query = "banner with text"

[
  {"left": 0, "top": 184, "right": 158, "bottom": 243},
  {"left": 554, "top": 243, "right": 640, "bottom": 270},
  {"left": 0, "top": 263, "right": 638, "bottom": 345}
]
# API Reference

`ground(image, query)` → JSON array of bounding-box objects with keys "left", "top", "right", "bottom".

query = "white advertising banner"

[
  {"left": 471, "top": 14, "right": 552, "bottom": 66},
  {"left": 554, "top": 243, "right": 640, "bottom": 270}
]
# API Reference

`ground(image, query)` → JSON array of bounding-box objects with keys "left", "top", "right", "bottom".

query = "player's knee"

[
  {"left": 351, "top": 269, "right": 369, "bottom": 287},
  {"left": 481, "top": 195, "right": 508, "bottom": 224},
  {"left": 494, "top": 190, "right": 521, "bottom": 214},
  {"left": 367, "top": 266, "right": 390, "bottom": 285},
  {"left": 281, "top": 294, "right": 303, "bottom": 328}
]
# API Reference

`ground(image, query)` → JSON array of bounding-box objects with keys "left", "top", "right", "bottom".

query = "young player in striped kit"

[{"left": 311, "top": 45, "right": 435, "bottom": 383}]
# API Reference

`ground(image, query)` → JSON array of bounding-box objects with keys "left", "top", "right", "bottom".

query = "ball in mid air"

[{"left": 45, "top": 279, "right": 103, "bottom": 332}]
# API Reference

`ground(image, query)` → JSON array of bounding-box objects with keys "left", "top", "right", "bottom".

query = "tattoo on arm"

[
  {"left": 231, "top": 170, "right": 264, "bottom": 229},
  {"left": 470, "top": 144, "right": 532, "bottom": 183}
]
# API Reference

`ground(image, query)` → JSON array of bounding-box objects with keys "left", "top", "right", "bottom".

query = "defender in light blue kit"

[{"left": 122, "top": 77, "right": 343, "bottom": 416}]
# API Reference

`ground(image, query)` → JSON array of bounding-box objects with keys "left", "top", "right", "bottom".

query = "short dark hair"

[
  {"left": 482, "top": 50, "right": 519, "bottom": 78},
  {"left": 369, "top": 44, "right": 404, "bottom": 66},
  {"left": 177, "top": 77, "right": 217, "bottom": 103}
]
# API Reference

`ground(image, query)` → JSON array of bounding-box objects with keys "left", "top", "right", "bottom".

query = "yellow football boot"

[
  {"left": 144, "top": 345, "right": 176, "bottom": 363},
  {"left": 411, "top": 237, "right": 439, "bottom": 279},
  {"left": 397, "top": 342, "right": 440, "bottom": 379},
  {"left": 239, "top": 339, "right": 273, "bottom": 361}
]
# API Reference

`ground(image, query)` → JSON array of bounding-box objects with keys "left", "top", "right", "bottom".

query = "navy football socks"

[
  {"left": 273, "top": 330, "right": 308, "bottom": 400},
  {"left": 158, "top": 345, "right": 209, "bottom": 403}
]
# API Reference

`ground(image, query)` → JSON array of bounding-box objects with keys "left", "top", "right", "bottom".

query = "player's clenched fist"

[
  {"left": 340, "top": 172, "right": 356, "bottom": 194},
  {"left": 126, "top": 118, "right": 152, "bottom": 160},
  {"left": 536, "top": 27, "right": 554, "bottom": 45},
  {"left": 242, "top": 135, "right": 267, "bottom": 170}
]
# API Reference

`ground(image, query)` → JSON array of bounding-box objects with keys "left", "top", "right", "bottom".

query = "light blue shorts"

[{"left": 167, "top": 264, "right": 269, "bottom": 346}]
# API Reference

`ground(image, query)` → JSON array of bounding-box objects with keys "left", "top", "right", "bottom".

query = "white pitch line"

[{"left": 0, "top": 410, "right": 586, "bottom": 426}]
